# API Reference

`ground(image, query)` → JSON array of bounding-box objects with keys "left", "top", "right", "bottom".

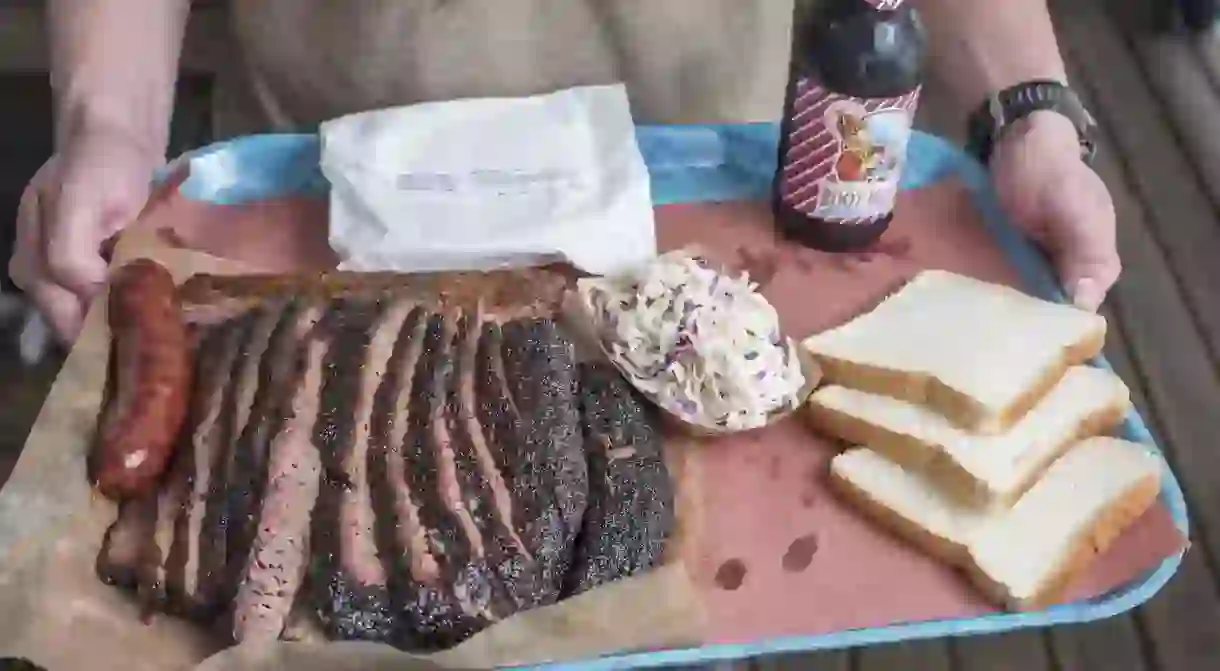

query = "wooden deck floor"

[{"left": 1, "top": 0, "right": 1218, "bottom": 669}]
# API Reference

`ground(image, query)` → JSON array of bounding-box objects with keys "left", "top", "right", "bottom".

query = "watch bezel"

[{"left": 967, "top": 80, "right": 1097, "bottom": 166}]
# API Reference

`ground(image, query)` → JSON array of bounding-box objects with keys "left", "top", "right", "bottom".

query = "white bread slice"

[
  {"left": 802, "top": 270, "right": 1107, "bottom": 434},
  {"left": 830, "top": 437, "right": 1162, "bottom": 611},
  {"left": 829, "top": 448, "right": 990, "bottom": 567},
  {"left": 808, "top": 365, "right": 1131, "bottom": 506},
  {"left": 968, "top": 437, "right": 1162, "bottom": 609}
]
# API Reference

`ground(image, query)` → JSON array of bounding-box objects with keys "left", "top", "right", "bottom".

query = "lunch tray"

[{"left": 160, "top": 124, "right": 1189, "bottom": 670}]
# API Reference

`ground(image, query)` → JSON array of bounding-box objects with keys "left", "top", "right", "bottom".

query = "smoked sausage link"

[{"left": 91, "top": 258, "right": 193, "bottom": 501}]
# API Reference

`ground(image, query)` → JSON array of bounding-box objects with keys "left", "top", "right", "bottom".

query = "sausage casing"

[{"left": 90, "top": 258, "right": 193, "bottom": 501}]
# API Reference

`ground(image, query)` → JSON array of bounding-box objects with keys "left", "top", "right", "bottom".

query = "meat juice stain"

[
  {"left": 828, "top": 234, "right": 913, "bottom": 272},
  {"left": 801, "top": 463, "right": 821, "bottom": 508},
  {"left": 768, "top": 454, "right": 784, "bottom": 480},
  {"left": 782, "top": 534, "right": 820, "bottom": 573},
  {"left": 714, "top": 559, "right": 748, "bottom": 591},
  {"left": 735, "top": 246, "right": 781, "bottom": 290}
]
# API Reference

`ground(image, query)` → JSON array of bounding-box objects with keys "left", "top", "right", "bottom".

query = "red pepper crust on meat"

[{"left": 90, "top": 258, "right": 194, "bottom": 501}]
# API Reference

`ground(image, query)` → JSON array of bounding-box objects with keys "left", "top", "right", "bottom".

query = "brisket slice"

[
  {"left": 564, "top": 363, "right": 673, "bottom": 597},
  {"left": 448, "top": 312, "right": 547, "bottom": 615},
  {"left": 164, "top": 312, "right": 254, "bottom": 618},
  {"left": 218, "top": 299, "right": 306, "bottom": 603},
  {"left": 231, "top": 305, "right": 329, "bottom": 643},
  {"left": 208, "top": 302, "right": 287, "bottom": 602},
  {"left": 188, "top": 303, "right": 285, "bottom": 614},
  {"left": 306, "top": 298, "right": 393, "bottom": 642},
  {"left": 97, "top": 497, "right": 157, "bottom": 590},
  {"left": 369, "top": 307, "right": 484, "bottom": 651},
  {"left": 487, "top": 318, "right": 587, "bottom": 597},
  {"left": 381, "top": 311, "right": 511, "bottom": 647},
  {"left": 138, "top": 470, "right": 191, "bottom": 619},
  {"left": 309, "top": 296, "right": 420, "bottom": 642}
]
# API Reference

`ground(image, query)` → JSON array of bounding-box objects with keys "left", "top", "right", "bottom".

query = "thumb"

[
  {"left": 1042, "top": 178, "right": 1120, "bottom": 312},
  {"left": 1065, "top": 274, "right": 1111, "bottom": 313}
]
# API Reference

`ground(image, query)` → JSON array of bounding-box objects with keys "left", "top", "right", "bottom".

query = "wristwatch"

[{"left": 966, "top": 80, "right": 1098, "bottom": 167}]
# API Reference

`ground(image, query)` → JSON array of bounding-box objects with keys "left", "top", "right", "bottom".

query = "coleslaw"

[{"left": 584, "top": 251, "right": 806, "bottom": 431}]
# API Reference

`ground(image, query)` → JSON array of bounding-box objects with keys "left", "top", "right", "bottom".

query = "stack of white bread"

[{"left": 802, "top": 269, "right": 1164, "bottom": 611}]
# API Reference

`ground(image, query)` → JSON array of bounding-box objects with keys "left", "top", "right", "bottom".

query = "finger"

[
  {"left": 1043, "top": 175, "right": 1120, "bottom": 311},
  {"left": 43, "top": 184, "right": 111, "bottom": 301},
  {"left": 12, "top": 184, "right": 87, "bottom": 342},
  {"left": 28, "top": 279, "right": 86, "bottom": 345},
  {"left": 9, "top": 179, "right": 43, "bottom": 291}
]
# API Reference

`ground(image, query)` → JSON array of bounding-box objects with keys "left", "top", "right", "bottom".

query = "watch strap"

[{"left": 966, "top": 80, "right": 1097, "bottom": 166}]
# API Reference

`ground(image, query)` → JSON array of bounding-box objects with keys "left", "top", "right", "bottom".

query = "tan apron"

[{"left": 212, "top": 0, "right": 797, "bottom": 138}]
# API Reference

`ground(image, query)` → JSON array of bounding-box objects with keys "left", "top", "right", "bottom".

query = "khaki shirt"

[{"left": 213, "top": 0, "right": 797, "bottom": 138}]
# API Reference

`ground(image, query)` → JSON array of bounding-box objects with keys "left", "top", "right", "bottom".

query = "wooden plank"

[
  {"left": 1128, "top": 36, "right": 1220, "bottom": 207},
  {"left": 1050, "top": 616, "right": 1150, "bottom": 671},
  {"left": 854, "top": 640, "right": 951, "bottom": 671},
  {"left": 1051, "top": 0, "right": 1220, "bottom": 371},
  {"left": 1193, "top": 28, "right": 1220, "bottom": 97},
  {"left": 1061, "top": 44, "right": 1220, "bottom": 671},
  {"left": 0, "top": 3, "right": 228, "bottom": 73},
  {"left": 949, "top": 631, "right": 1053, "bottom": 671},
  {"left": 1109, "top": 0, "right": 1220, "bottom": 213},
  {"left": 1138, "top": 551, "right": 1220, "bottom": 671}
]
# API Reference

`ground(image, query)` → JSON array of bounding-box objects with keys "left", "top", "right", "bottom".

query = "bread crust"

[
  {"left": 967, "top": 472, "right": 1161, "bottom": 611},
  {"left": 808, "top": 385, "right": 1129, "bottom": 508},
  {"left": 809, "top": 321, "right": 1107, "bottom": 436},
  {"left": 831, "top": 458, "right": 1161, "bottom": 612},
  {"left": 827, "top": 466, "right": 972, "bottom": 567}
]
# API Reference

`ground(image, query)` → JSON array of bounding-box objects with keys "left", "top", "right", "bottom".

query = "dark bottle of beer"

[{"left": 772, "top": 0, "right": 927, "bottom": 252}]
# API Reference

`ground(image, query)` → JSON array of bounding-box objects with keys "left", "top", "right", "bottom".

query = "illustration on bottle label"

[{"left": 778, "top": 79, "right": 920, "bottom": 225}]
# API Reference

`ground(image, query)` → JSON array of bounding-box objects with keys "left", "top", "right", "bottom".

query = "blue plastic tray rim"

[{"left": 158, "top": 123, "right": 1188, "bottom": 670}]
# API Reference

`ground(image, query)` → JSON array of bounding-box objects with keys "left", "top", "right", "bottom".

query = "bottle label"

[{"left": 778, "top": 78, "right": 920, "bottom": 225}]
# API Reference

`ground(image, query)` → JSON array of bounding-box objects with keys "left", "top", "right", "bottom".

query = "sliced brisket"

[
  {"left": 307, "top": 298, "right": 397, "bottom": 642},
  {"left": 216, "top": 300, "right": 292, "bottom": 604},
  {"left": 389, "top": 312, "right": 507, "bottom": 645},
  {"left": 492, "top": 318, "right": 587, "bottom": 596},
  {"left": 565, "top": 363, "right": 673, "bottom": 596},
  {"left": 231, "top": 312, "right": 328, "bottom": 643},
  {"left": 165, "top": 313, "right": 252, "bottom": 618},
  {"left": 369, "top": 307, "right": 482, "bottom": 651},
  {"left": 97, "top": 496, "right": 157, "bottom": 590},
  {"left": 99, "top": 278, "right": 678, "bottom": 650},
  {"left": 450, "top": 313, "right": 547, "bottom": 616},
  {"left": 220, "top": 301, "right": 323, "bottom": 602}
]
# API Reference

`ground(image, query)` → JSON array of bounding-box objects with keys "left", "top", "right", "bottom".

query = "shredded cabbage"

[{"left": 587, "top": 251, "right": 805, "bottom": 430}]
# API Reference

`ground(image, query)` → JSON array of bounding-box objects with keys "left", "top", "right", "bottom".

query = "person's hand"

[
  {"left": 989, "top": 110, "right": 1119, "bottom": 312},
  {"left": 10, "top": 123, "right": 162, "bottom": 343}
]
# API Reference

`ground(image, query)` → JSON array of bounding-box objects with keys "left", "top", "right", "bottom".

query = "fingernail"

[{"left": 1071, "top": 278, "right": 1103, "bottom": 311}]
